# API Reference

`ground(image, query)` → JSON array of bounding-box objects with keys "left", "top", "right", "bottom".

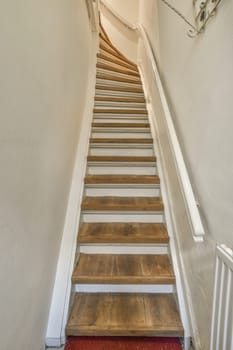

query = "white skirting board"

[{"left": 45, "top": 33, "right": 98, "bottom": 347}]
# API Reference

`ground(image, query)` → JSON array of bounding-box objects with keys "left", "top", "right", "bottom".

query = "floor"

[{"left": 46, "top": 340, "right": 195, "bottom": 350}]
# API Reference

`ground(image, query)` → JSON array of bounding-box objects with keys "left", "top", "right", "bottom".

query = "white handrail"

[
  {"left": 100, "top": 0, "right": 205, "bottom": 242},
  {"left": 138, "top": 25, "right": 205, "bottom": 241}
]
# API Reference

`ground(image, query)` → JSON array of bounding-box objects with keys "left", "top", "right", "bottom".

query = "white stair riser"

[
  {"left": 84, "top": 187, "right": 161, "bottom": 197},
  {"left": 94, "top": 106, "right": 147, "bottom": 111},
  {"left": 79, "top": 244, "right": 168, "bottom": 255},
  {"left": 93, "top": 113, "right": 147, "bottom": 118},
  {"left": 87, "top": 165, "right": 157, "bottom": 175},
  {"left": 81, "top": 212, "right": 164, "bottom": 223},
  {"left": 95, "top": 90, "right": 144, "bottom": 98},
  {"left": 93, "top": 117, "right": 148, "bottom": 122},
  {"left": 94, "top": 101, "right": 146, "bottom": 108},
  {"left": 97, "top": 68, "right": 139, "bottom": 80},
  {"left": 96, "top": 78, "right": 142, "bottom": 89},
  {"left": 92, "top": 127, "right": 150, "bottom": 132},
  {"left": 75, "top": 284, "right": 175, "bottom": 293},
  {"left": 91, "top": 131, "right": 151, "bottom": 138},
  {"left": 89, "top": 147, "right": 154, "bottom": 156}
]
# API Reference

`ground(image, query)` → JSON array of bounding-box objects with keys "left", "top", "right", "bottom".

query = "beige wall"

[
  {"left": 138, "top": 0, "right": 160, "bottom": 64},
  {"left": 139, "top": 1, "right": 233, "bottom": 349},
  {"left": 101, "top": 0, "right": 139, "bottom": 62},
  {"left": 0, "top": 1, "right": 92, "bottom": 349},
  {"left": 157, "top": 0, "right": 233, "bottom": 247}
]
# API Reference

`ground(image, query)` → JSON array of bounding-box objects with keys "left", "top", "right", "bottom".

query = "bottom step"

[
  {"left": 65, "top": 336, "right": 183, "bottom": 350},
  {"left": 66, "top": 293, "right": 183, "bottom": 337}
]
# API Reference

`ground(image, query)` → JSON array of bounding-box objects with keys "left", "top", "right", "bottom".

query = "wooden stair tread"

[
  {"left": 100, "top": 44, "right": 137, "bottom": 69},
  {"left": 92, "top": 122, "right": 150, "bottom": 128},
  {"left": 81, "top": 196, "right": 163, "bottom": 211},
  {"left": 84, "top": 175, "right": 160, "bottom": 184},
  {"left": 97, "top": 63, "right": 140, "bottom": 77},
  {"left": 96, "top": 84, "right": 143, "bottom": 93},
  {"left": 99, "top": 34, "right": 137, "bottom": 69},
  {"left": 66, "top": 293, "right": 184, "bottom": 336},
  {"left": 90, "top": 138, "right": 153, "bottom": 144},
  {"left": 100, "top": 44, "right": 129, "bottom": 61},
  {"left": 94, "top": 109, "right": 147, "bottom": 114},
  {"left": 100, "top": 43, "right": 125, "bottom": 60},
  {"left": 87, "top": 156, "right": 156, "bottom": 162},
  {"left": 78, "top": 222, "right": 169, "bottom": 244},
  {"left": 97, "top": 73, "right": 141, "bottom": 84},
  {"left": 95, "top": 96, "right": 145, "bottom": 103},
  {"left": 72, "top": 254, "right": 175, "bottom": 284},
  {"left": 97, "top": 53, "right": 139, "bottom": 72},
  {"left": 100, "top": 24, "right": 111, "bottom": 44},
  {"left": 100, "top": 35, "right": 124, "bottom": 55}
]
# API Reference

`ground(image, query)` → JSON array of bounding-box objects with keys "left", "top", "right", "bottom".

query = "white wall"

[
  {"left": 139, "top": 1, "right": 233, "bottom": 349},
  {"left": 0, "top": 1, "right": 92, "bottom": 349},
  {"left": 157, "top": 0, "right": 233, "bottom": 247},
  {"left": 138, "top": 0, "right": 160, "bottom": 64},
  {"left": 101, "top": 0, "right": 139, "bottom": 62}
]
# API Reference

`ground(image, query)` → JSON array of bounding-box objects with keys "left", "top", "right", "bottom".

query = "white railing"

[
  {"left": 100, "top": 0, "right": 205, "bottom": 242},
  {"left": 210, "top": 244, "right": 233, "bottom": 350}
]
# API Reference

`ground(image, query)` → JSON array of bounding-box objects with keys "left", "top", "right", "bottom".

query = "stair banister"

[{"left": 100, "top": 0, "right": 205, "bottom": 242}]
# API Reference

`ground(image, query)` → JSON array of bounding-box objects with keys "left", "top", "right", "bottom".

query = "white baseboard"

[
  {"left": 45, "top": 32, "right": 98, "bottom": 347},
  {"left": 46, "top": 338, "right": 66, "bottom": 348}
]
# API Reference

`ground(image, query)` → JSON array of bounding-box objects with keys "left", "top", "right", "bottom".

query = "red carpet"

[{"left": 65, "top": 337, "right": 182, "bottom": 350}]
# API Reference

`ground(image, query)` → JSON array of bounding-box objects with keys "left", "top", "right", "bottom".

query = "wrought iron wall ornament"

[
  {"left": 193, "top": 0, "right": 223, "bottom": 33},
  {"left": 160, "top": 0, "right": 224, "bottom": 37}
]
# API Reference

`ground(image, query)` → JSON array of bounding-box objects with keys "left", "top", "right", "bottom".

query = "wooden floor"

[
  {"left": 72, "top": 254, "right": 175, "bottom": 284},
  {"left": 92, "top": 122, "right": 150, "bottom": 128},
  {"left": 96, "top": 85, "right": 143, "bottom": 93},
  {"left": 90, "top": 138, "right": 153, "bottom": 144},
  {"left": 81, "top": 196, "right": 164, "bottom": 211},
  {"left": 93, "top": 109, "right": 147, "bottom": 115},
  {"left": 94, "top": 96, "right": 145, "bottom": 103},
  {"left": 78, "top": 222, "right": 169, "bottom": 244},
  {"left": 87, "top": 155, "right": 156, "bottom": 162},
  {"left": 66, "top": 293, "right": 184, "bottom": 337},
  {"left": 84, "top": 175, "right": 160, "bottom": 184}
]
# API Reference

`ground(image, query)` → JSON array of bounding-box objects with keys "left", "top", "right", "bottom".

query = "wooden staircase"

[{"left": 66, "top": 25, "right": 183, "bottom": 339}]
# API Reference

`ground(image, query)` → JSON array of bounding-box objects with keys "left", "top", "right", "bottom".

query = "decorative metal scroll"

[
  {"left": 161, "top": 0, "right": 224, "bottom": 37},
  {"left": 193, "top": 0, "right": 223, "bottom": 34}
]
